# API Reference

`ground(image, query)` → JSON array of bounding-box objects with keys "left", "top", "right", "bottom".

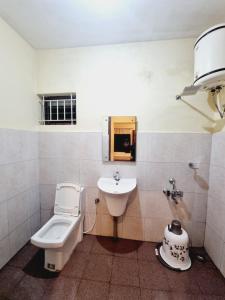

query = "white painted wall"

[
  {"left": 0, "top": 17, "right": 38, "bottom": 130},
  {"left": 37, "top": 39, "right": 214, "bottom": 133}
]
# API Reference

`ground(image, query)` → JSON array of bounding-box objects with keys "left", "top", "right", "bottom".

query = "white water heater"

[{"left": 194, "top": 24, "right": 225, "bottom": 89}]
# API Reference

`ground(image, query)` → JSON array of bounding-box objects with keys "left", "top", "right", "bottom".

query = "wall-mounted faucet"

[
  {"left": 113, "top": 171, "right": 120, "bottom": 182},
  {"left": 163, "top": 178, "right": 183, "bottom": 204}
]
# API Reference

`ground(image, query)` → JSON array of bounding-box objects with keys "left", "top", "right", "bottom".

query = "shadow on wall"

[
  {"left": 168, "top": 199, "right": 191, "bottom": 223},
  {"left": 193, "top": 170, "right": 209, "bottom": 191}
]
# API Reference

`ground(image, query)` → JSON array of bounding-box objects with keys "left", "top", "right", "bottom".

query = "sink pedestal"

[
  {"left": 104, "top": 193, "right": 129, "bottom": 217},
  {"left": 113, "top": 216, "right": 118, "bottom": 239}
]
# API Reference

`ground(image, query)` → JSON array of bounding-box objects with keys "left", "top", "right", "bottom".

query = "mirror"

[{"left": 102, "top": 116, "right": 137, "bottom": 162}]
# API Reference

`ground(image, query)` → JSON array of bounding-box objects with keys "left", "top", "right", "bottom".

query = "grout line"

[{"left": 0, "top": 158, "right": 39, "bottom": 168}]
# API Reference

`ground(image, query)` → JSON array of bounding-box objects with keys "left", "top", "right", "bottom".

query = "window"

[{"left": 39, "top": 93, "right": 76, "bottom": 125}]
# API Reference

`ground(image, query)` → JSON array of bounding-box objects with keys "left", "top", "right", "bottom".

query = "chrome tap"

[
  {"left": 113, "top": 171, "right": 120, "bottom": 182},
  {"left": 163, "top": 178, "right": 183, "bottom": 204}
]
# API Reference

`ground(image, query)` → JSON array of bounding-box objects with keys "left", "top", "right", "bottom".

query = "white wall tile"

[
  {"left": 40, "top": 184, "right": 56, "bottom": 210},
  {"left": 101, "top": 214, "right": 114, "bottom": 237},
  {"left": 39, "top": 158, "right": 60, "bottom": 184},
  {"left": 0, "top": 162, "right": 27, "bottom": 203},
  {"left": 136, "top": 162, "right": 151, "bottom": 190},
  {"left": 7, "top": 190, "right": 30, "bottom": 233},
  {"left": 85, "top": 187, "right": 99, "bottom": 213},
  {"left": 136, "top": 132, "right": 151, "bottom": 162},
  {"left": 80, "top": 160, "right": 101, "bottom": 186},
  {"left": 0, "top": 129, "right": 40, "bottom": 270},
  {"left": 9, "top": 220, "right": 31, "bottom": 257},
  {"left": 190, "top": 221, "right": 205, "bottom": 247},
  {"left": 206, "top": 195, "right": 225, "bottom": 239},
  {"left": 28, "top": 185, "right": 40, "bottom": 217},
  {"left": 121, "top": 216, "right": 144, "bottom": 240},
  {"left": 0, "top": 201, "right": 8, "bottom": 240},
  {"left": 149, "top": 133, "right": 195, "bottom": 163},
  {"left": 84, "top": 213, "right": 101, "bottom": 235},
  {"left": 39, "top": 132, "right": 81, "bottom": 159},
  {"left": 125, "top": 188, "right": 143, "bottom": 218},
  {"left": 211, "top": 132, "right": 225, "bottom": 167},
  {"left": 30, "top": 211, "right": 41, "bottom": 235},
  {"left": 39, "top": 132, "right": 66, "bottom": 158},
  {"left": 208, "top": 165, "right": 225, "bottom": 200},
  {"left": 220, "top": 243, "right": 225, "bottom": 277},
  {"left": 144, "top": 217, "right": 171, "bottom": 242},
  {"left": 80, "top": 132, "right": 102, "bottom": 160},
  {"left": 57, "top": 158, "right": 80, "bottom": 183},
  {"left": 204, "top": 224, "right": 224, "bottom": 270},
  {"left": 191, "top": 193, "right": 207, "bottom": 223},
  {"left": 139, "top": 190, "right": 174, "bottom": 219},
  {"left": 0, "top": 237, "right": 11, "bottom": 269},
  {"left": 41, "top": 209, "right": 53, "bottom": 226}
]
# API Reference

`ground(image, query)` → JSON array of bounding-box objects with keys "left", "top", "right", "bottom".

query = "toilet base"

[{"left": 44, "top": 217, "right": 83, "bottom": 272}]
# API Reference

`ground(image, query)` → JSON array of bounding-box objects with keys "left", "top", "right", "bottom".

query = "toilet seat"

[
  {"left": 31, "top": 183, "right": 84, "bottom": 271},
  {"left": 31, "top": 214, "right": 81, "bottom": 248},
  {"left": 54, "top": 183, "right": 83, "bottom": 217}
]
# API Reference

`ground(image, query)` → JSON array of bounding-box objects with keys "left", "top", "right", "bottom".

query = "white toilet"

[{"left": 31, "top": 183, "right": 84, "bottom": 272}]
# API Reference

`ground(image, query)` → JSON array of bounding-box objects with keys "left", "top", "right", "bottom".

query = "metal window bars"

[{"left": 38, "top": 93, "right": 76, "bottom": 125}]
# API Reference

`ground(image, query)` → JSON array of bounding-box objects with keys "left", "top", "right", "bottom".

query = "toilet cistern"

[{"left": 97, "top": 175, "right": 136, "bottom": 217}]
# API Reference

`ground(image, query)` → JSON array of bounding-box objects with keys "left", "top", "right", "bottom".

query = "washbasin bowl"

[
  {"left": 97, "top": 177, "right": 136, "bottom": 195},
  {"left": 97, "top": 177, "right": 137, "bottom": 217}
]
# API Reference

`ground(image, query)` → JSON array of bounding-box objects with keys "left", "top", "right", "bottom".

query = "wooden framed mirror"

[{"left": 102, "top": 116, "right": 137, "bottom": 162}]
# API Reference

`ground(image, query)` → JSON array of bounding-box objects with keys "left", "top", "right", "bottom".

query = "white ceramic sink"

[
  {"left": 97, "top": 178, "right": 136, "bottom": 195},
  {"left": 97, "top": 177, "right": 137, "bottom": 217}
]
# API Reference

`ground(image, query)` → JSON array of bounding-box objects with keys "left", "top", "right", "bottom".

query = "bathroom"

[{"left": 0, "top": 0, "right": 225, "bottom": 299}]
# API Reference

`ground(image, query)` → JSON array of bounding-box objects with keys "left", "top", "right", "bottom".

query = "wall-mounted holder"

[
  {"left": 188, "top": 162, "right": 199, "bottom": 170},
  {"left": 176, "top": 85, "right": 225, "bottom": 119},
  {"left": 163, "top": 178, "right": 183, "bottom": 204}
]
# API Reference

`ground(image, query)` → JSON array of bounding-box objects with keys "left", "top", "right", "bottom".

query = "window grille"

[{"left": 39, "top": 93, "right": 76, "bottom": 125}]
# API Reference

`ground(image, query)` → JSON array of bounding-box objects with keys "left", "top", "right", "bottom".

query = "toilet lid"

[{"left": 54, "top": 183, "right": 82, "bottom": 216}]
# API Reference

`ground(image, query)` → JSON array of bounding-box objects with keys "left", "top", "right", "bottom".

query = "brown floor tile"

[
  {"left": 76, "top": 279, "right": 109, "bottom": 300},
  {"left": 137, "top": 242, "right": 158, "bottom": 262},
  {"left": 91, "top": 236, "right": 117, "bottom": 255},
  {"left": 109, "top": 284, "right": 141, "bottom": 300},
  {"left": 43, "top": 276, "right": 80, "bottom": 300},
  {"left": 10, "top": 274, "right": 52, "bottom": 300},
  {"left": 166, "top": 268, "right": 201, "bottom": 295},
  {"left": 111, "top": 257, "right": 139, "bottom": 287},
  {"left": 83, "top": 254, "right": 113, "bottom": 282},
  {"left": 114, "top": 238, "right": 142, "bottom": 259},
  {"left": 61, "top": 251, "right": 88, "bottom": 278},
  {"left": 0, "top": 266, "right": 25, "bottom": 297},
  {"left": 195, "top": 268, "right": 225, "bottom": 296},
  {"left": 1, "top": 236, "right": 224, "bottom": 300},
  {"left": 190, "top": 248, "right": 217, "bottom": 271},
  {"left": 139, "top": 261, "right": 170, "bottom": 291},
  {"left": 9, "top": 243, "right": 38, "bottom": 269},
  {"left": 194, "top": 296, "right": 225, "bottom": 300},
  {"left": 141, "top": 289, "right": 173, "bottom": 300},
  {"left": 76, "top": 234, "right": 95, "bottom": 253},
  {"left": 170, "top": 292, "right": 199, "bottom": 300}
]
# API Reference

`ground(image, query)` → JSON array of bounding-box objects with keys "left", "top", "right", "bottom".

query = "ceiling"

[{"left": 0, "top": 0, "right": 225, "bottom": 49}]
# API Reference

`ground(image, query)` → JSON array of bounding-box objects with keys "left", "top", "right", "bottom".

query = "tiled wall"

[
  {"left": 39, "top": 132, "right": 211, "bottom": 247},
  {"left": 0, "top": 129, "right": 40, "bottom": 269},
  {"left": 205, "top": 132, "right": 225, "bottom": 277}
]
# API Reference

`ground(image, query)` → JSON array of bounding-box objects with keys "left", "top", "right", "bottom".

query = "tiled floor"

[{"left": 0, "top": 235, "right": 225, "bottom": 300}]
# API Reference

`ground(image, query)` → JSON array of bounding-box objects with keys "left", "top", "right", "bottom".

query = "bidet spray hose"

[{"left": 83, "top": 198, "right": 99, "bottom": 234}]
